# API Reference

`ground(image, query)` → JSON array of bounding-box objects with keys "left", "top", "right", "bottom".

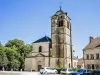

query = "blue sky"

[{"left": 0, "top": 0, "right": 100, "bottom": 58}]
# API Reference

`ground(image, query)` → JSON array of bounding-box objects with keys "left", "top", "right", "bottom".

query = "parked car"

[
  {"left": 76, "top": 69, "right": 92, "bottom": 75},
  {"left": 40, "top": 67, "right": 57, "bottom": 74},
  {"left": 60, "top": 68, "right": 76, "bottom": 75},
  {"left": 92, "top": 70, "right": 100, "bottom": 75}
]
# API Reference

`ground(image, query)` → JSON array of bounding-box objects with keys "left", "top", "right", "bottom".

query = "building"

[
  {"left": 25, "top": 7, "right": 73, "bottom": 71},
  {"left": 25, "top": 36, "right": 51, "bottom": 71},
  {"left": 77, "top": 58, "right": 84, "bottom": 69},
  {"left": 83, "top": 36, "right": 100, "bottom": 69},
  {"left": 73, "top": 56, "right": 78, "bottom": 68},
  {"left": 50, "top": 7, "right": 73, "bottom": 69}
]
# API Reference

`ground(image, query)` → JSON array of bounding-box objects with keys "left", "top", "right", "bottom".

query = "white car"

[
  {"left": 40, "top": 67, "right": 57, "bottom": 74},
  {"left": 60, "top": 68, "right": 75, "bottom": 75}
]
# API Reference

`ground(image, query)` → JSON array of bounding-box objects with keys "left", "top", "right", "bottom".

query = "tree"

[
  {"left": 5, "top": 39, "right": 32, "bottom": 70},
  {"left": 5, "top": 39, "right": 25, "bottom": 53},
  {"left": 19, "top": 44, "right": 32, "bottom": 70},
  {"left": 23, "top": 44, "right": 32, "bottom": 58},
  {"left": 4, "top": 47, "right": 20, "bottom": 70},
  {"left": 0, "top": 42, "right": 8, "bottom": 70}
]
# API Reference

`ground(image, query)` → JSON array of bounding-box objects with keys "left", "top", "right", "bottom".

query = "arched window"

[
  {"left": 67, "top": 21, "right": 70, "bottom": 29},
  {"left": 39, "top": 46, "right": 42, "bottom": 52},
  {"left": 61, "top": 16, "right": 63, "bottom": 18},
  {"left": 69, "top": 63, "right": 70, "bottom": 68},
  {"left": 58, "top": 20, "right": 63, "bottom": 27}
]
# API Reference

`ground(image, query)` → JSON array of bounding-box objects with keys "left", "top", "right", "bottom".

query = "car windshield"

[
  {"left": 62, "top": 68, "right": 67, "bottom": 71},
  {"left": 41, "top": 68, "right": 44, "bottom": 69},
  {"left": 68, "top": 69, "right": 73, "bottom": 71},
  {"left": 51, "top": 68, "right": 54, "bottom": 70},
  {"left": 77, "top": 69, "right": 84, "bottom": 72},
  {"left": 87, "top": 70, "right": 91, "bottom": 72},
  {"left": 47, "top": 68, "right": 54, "bottom": 70}
]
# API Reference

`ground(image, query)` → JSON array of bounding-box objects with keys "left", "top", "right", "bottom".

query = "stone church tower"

[
  {"left": 25, "top": 7, "right": 74, "bottom": 71},
  {"left": 50, "top": 7, "right": 73, "bottom": 68}
]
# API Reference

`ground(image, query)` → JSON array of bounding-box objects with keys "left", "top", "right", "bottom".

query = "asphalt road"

[{"left": 0, "top": 71, "right": 60, "bottom": 75}]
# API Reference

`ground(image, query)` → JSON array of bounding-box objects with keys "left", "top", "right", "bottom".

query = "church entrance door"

[{"left": 38, "top": 65, "right": 42, "bottom": 71}]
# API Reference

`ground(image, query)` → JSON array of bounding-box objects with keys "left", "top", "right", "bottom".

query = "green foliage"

[
  {"left": 4, "top": 47, "right": 20, "bottom": 70},
  {"left": 54, "top": 68, "right": 62, "bottom": 74},
  {"left": 0, "top": 39, "right": 32, "bottom": 71},
  {"left": 11, "top": 59, "right": 20, "bottom": 71},
  {"left": 23, "top": 44, "right": 32, "bottom": 58},
  {"left": 0, "top": 43, "right": 8, "bottom": 70},
  {"left": 72, "top": 68, "right": 79, "bottom": 71},
  {"left": 0, "top": 49, "right": 8, "bottom": 66},
  {"left": 5, "top": 39, "right": 25, "bottom": 48}
]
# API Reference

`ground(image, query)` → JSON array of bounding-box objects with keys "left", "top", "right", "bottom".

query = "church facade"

[{"left": 25, "top": 8, "right": 73, "bottom": 71}]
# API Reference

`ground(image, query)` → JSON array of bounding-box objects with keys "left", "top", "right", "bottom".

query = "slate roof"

[
  {"left": 55, "top": 9, "right": 65, "bottom": 15},
  {"left": 52, "top": 8, "right": 71, "bottom": 20},
  {"left": 83, "top": 37, "right": 100, "bottom": 50},
  {"left": 53, "top": 9, "right": 67, "bottom": 16},
  {"left": 33, "top": 36, "right": 51, "bottom": 43},
  {"left": 51, "top": 7, "right": 67, "bottom": 16}
]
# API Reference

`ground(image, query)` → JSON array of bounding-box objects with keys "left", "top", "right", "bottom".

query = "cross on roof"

[{"left": 59, "top": 2, "right": 62, "bottom": 10}]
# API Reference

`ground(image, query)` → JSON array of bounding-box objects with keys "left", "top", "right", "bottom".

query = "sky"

[{"left": 0, "top": 0, "right": 100, "bottom": 58}]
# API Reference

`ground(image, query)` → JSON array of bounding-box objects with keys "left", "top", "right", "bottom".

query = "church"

[{"left": 25, "top": 7, "right": 74, "bottom": 71}]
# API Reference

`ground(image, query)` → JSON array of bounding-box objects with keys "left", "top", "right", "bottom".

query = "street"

[{"left": 0, "top": 71, "right": 60, "bottom": 75}]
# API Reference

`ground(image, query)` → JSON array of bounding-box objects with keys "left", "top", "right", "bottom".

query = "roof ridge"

[
  {"left": 45, "top": 36, "right": 49, "bottom": 41},
  {"left": 84, "top": 37, "right": 100, "bottom": 50},
  {"left": 33, "top": 36, "right": 51, "bottom": 43}
]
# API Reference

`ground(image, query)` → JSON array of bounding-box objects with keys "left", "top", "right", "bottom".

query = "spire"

[
  {"left": 53, "top": 2, "right": 65, "bottom": 16},
  {"left": 60, "top": 5, "right": 62, "bottom": 10},
  {"left": 59, "top": 2, "right": 62, "bottom": 10}
]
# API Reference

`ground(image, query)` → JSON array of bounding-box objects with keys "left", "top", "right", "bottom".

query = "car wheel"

[
  {"left": 54, "top": 71, "right": 57, "bottom": 74},
  {"left": 45, "top": 71, "right": 47, "bottom": 74},
  {"left": 40, "top": 72, "right": 43, "bottom": 74},
  {"left": 60, "top": 73, "right": 62, "bottom": 75}
]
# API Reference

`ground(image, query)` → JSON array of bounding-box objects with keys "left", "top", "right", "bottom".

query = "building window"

[
  {"left": 74, "top": 62, "right": 76, "bottom": 67},
  {"left": 69, "top": 63, "right": 70, "bottom": 68},
  {"left": 87, "top": 64, "right": 91, "bottom": 69},
  {"left": 61, "top": 16, "right": 63, "bottom": 18},
  {"left": 96, "top": 53, "right": 99, "bottom": 59},
  {"left": 95, "top": 64, "right": 99, "bottom": 69},
  {"left": 58, "top": 20, "right": 63, "bottom": 27},
  {"left": 92, "top": 64, "right": 95, "bottom": 69},
  {"left": 90, "top": 54, "right": 94, "bottom": 59},
  {"left": 86, "top": 54, "right": 89, "bottom": 59},
  {"left": 67, "top": 21, "right": 70, "bottom": 29},
  {"left": 39, "top": 46, "right": 42, "bottom": 52}
]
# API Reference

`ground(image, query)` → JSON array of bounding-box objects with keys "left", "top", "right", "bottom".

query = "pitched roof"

[
  {"left": 33, "top": 36, "right": 51, "bottom": 43},
  {"left": 83, "top": 37, "right": 100, "bottom": 50},
  {"left": 51, "top": 7, "right": 67, "bottom": 16},
  {"left": 55, "top": 9, "right": 65, "bottom": 15}
]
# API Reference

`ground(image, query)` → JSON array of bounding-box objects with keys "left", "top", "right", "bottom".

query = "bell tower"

[{"left": 50, "top": 7, "right": 73, "bottom": 68}]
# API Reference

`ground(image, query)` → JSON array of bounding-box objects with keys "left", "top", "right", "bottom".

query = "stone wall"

[
  {"left": 32, "top": 42, "right": 50, "bottom": 56},
  {"left": 84, "top": 48, "right": 100, "bottom": 69},
  {"left": 51, "top": 11, "right": 72, "bottom": 68},
  {"left": 25, "top": 58, "right": 33, "bottom": 71}
]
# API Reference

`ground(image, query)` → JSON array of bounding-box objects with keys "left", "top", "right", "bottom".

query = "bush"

[
  {"left": 54, "top": 68, "right": 62, "bottom": 74},
  {"left": 72, "top": 68, "right": 79, "bottom": 71}
]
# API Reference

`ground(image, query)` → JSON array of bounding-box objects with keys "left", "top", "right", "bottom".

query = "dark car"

[{"left": 76, "top": 69, "right": 92, "bottom": 75}]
